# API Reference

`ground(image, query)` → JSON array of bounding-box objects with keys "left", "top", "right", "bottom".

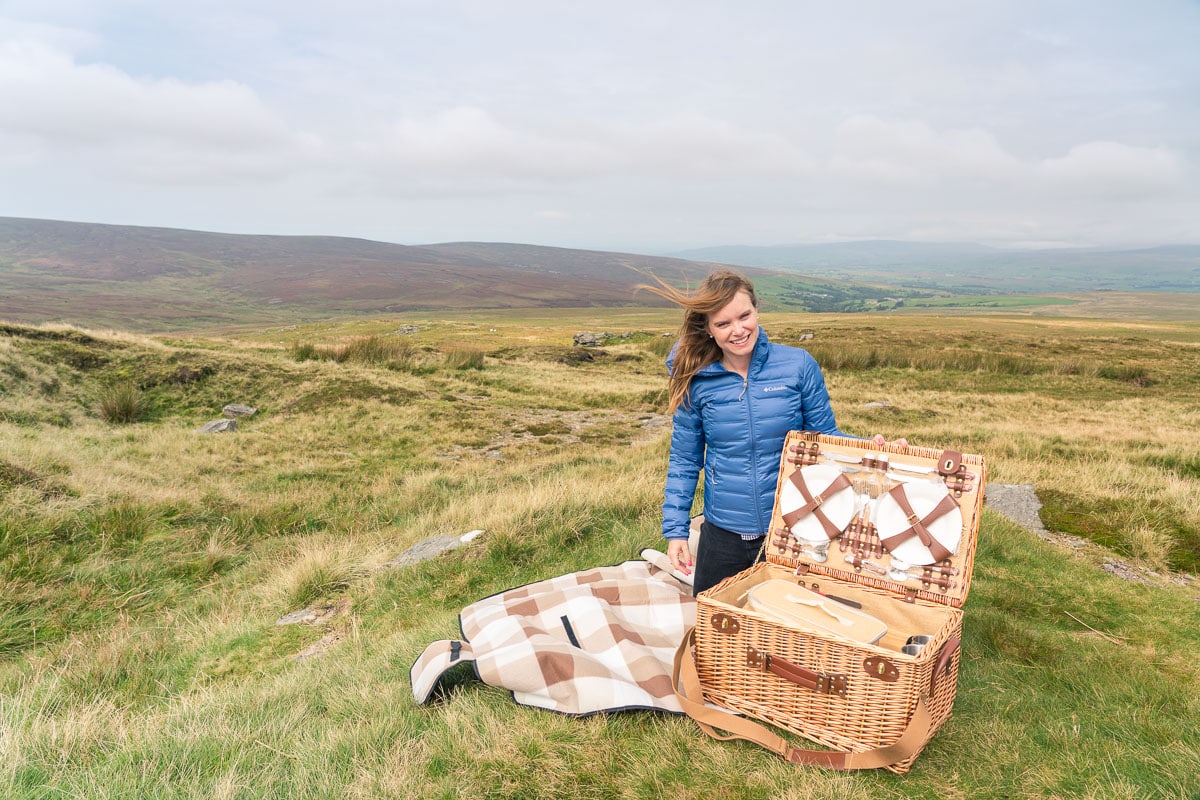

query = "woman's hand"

[
  {"left": 667, "top": 539, "right": 693, "bottom": 576},
  {"left": 872, "top": 433, "right": 908, "bottom": 448}
]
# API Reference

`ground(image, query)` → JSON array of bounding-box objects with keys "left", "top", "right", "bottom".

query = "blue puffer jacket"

[{"left": 662, "top": 328, "right": 850, "bottom": 541}]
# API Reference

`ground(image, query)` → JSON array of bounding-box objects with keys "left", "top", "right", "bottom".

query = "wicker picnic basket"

[{"left": 673, "top": 432, "right": 985, "bottom": 774}]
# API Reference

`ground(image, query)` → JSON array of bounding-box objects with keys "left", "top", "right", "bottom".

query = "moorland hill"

[
  {"left": 0, "top": 217, "right": 737, "bottom": 331},
  {"left": 6, "top": 216, "right": 1199, "bottom": 333},
  {"left": 674, "top": 240, "right": 1200, "bottom": 293}
]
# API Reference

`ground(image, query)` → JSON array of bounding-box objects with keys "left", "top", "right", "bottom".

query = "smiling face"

[{"left": 706, "top": 289, "right": 759, "bottom": 366}]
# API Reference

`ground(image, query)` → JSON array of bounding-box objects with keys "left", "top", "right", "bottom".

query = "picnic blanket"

[{"left": 410, "top": 549, "right": 696, "bottom": 715}]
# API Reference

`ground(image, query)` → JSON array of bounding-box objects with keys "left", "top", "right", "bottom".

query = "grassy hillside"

[
  {"left": 2, "top": 216, "right": 1132, "bottom": 333},
  {"left": 2, "top": 309, "right": 1198, "bottom": 799}
]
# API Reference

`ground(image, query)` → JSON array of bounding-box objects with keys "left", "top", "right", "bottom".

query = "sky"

[{"left": 1, "top": 1, "right": 1198, "bottom": 253}]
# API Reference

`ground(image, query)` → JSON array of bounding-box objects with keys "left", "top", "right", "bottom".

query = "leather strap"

[
  {"left": 782, "top": 471, "right": 852, "bottom": 540},
  {"left": 671, "top": 628, "right": 936, "bottom": 770},
  {"left": 930, "top": 636, "right": 959, "bottom": 697},
  {"left": 879, "top": 485, "right": 958, "bottom": 562},
  {"left": 747, "top": 647, "right": 847, "bottom": 696}
]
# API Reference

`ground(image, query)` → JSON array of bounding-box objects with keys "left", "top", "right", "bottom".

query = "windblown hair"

[{"left": 639, "top": 270, "right": 759, "bottom": 414}]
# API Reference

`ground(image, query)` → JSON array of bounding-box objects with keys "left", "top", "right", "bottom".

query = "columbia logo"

[{"left": 762, "top": 385, "right": 787, "bottom": 392}]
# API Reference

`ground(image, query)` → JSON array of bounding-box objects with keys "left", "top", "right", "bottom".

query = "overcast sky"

[{"left": 1, "top": 1, "right": 1198, "bottom": 253}]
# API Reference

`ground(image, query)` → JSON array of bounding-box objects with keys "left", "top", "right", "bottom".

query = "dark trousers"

[{"left": 692, "top": 520, "right": 766, "bottom": 596}]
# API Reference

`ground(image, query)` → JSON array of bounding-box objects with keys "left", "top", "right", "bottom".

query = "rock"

[
  {"left": 1102, "top": 559, "right": 1151, "bottom": 584},
  {"left": 862, "top": 400, "right": 894, "bottom": 409},
  {"left": 222, "top": 403, "right": 257, "bottom": 418},
  {"left": 198, "top": 419, "right": 237, "bottom": 433},
  {"left": 380, "top": 530, "right": 486, "bottom": 570},
  {"left": 986, "top": 483, "right": 1087, "bottom": 548},
  {"left": 382, "top": 534, "right": 464, "bottom": 569},
  {"left": 573, "top": 331, "right": 609, "bottom": 347},
  {"left": 276, "top": 602, "right": 344, "bottom": 626},
  {"left": 984, "top": 483, "right": 1046, "bottom": 535}
]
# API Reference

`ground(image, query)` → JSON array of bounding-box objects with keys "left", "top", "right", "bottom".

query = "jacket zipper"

[{"left": 743, "top": 370, "right": 763, "bottom": 533}]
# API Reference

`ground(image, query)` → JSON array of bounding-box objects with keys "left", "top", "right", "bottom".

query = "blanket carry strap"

[{"left": 671, "top": 628, "right": 935, "bottom": 770}]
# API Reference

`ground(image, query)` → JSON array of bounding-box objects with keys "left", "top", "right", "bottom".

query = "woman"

[{"left": 643, "top": 270, "right": 865, "bottom": 595}]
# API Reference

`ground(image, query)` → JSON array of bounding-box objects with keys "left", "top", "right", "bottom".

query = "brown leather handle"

[
  {"left": 930, "top": 636, "right": 960, "bottom": 697},
  {"left": 672, "top": 628, "right": 935, "bottom": 771},
  {"left": 748, "top": 647, "right": 847, "bottom": 696}
]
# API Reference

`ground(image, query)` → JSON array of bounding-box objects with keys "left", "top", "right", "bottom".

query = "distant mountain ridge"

[
  {"left": 0, "top": 217, "right": 739, "bottom": 331},
  {"left": 671, "top": 240, "right": 1200, "bottom": 293},
  {"left": 3, "top": 216, "right": 1198, "bottom": 332}
]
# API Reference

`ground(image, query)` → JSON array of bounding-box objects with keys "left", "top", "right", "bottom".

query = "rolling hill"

[
  {"left": 671, "top": 240, "right": 1200, "bottom": 293},
  {"left": 4, "top": 216, "right": 1199, "bottom": 333},
  {"left": 0, "top": 217, "right": 737, "bottom": 331}
]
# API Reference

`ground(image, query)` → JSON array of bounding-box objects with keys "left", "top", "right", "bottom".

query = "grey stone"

[
  {"left": 198, "top": 419, "right": 237, "bottom": 433},
  {"left": 276, "top": 608, "right": 317, "bottom": 625},
  {"left": 984, "top": 483, "right": 1046, "bottom": 534},
  {"left": 383, "top": 535, "right": 465, "bottom": 569},
  {"left": 222, "top": 403, "right": 258, "bottom": 418},
  {"left": 274, "top": 604, "right": 340, "bottom": 628},
  {"left": 573, "top": 331, "right": 608, "bottom": 347},
  {"left": 1102, "top": 559, "right": 1151, "bottom": 584}
]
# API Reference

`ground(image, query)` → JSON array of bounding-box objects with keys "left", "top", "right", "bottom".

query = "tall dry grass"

[{"left": 1, "top": 313, "right": 1198, "bottom": 799}]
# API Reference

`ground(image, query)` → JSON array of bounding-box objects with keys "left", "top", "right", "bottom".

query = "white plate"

[
  {"left": 778, "top": 463, "right": 856, "bottom": 544},
  {"left": 873, "top": 481, "right": 963, "bottom": 565}
]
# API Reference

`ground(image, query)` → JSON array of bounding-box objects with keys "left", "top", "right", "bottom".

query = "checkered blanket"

[{"left": 410, "top": 549, "right": 696, "bottom": 715}]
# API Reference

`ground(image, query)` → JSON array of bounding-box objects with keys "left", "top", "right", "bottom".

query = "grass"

[
  {"left": 1, "top": 309, "right": 1199, "bottom": 799},
  {"left": 95, "top": 382, "right": 149, "bottom": 423}
]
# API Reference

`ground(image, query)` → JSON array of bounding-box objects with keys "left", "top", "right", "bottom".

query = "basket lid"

[{"left": 766, "top": 432, "right": 986, "bottom": 608}]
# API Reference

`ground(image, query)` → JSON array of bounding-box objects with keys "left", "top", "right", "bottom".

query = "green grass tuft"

[
  {"left": 443, "top": 346, "right": 485, "bottom": 370},
  {"left": 95, "top": 382, "right": 148, "bottom": 424}
]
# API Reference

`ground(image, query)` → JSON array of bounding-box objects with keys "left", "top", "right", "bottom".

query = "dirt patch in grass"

[
  {"left": 285, "top": 379, "right": 420, "bottom": 412},
  {"left": 441, "top": 409, "right": 668, "bottom": 460},
  {"left": 0, "top": 460, "right": 72, "bottom": 498}
]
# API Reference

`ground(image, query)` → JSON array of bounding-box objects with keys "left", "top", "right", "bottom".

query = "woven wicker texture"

[{"left": 691, "top": 434, "right": 985, "bottom": 774}]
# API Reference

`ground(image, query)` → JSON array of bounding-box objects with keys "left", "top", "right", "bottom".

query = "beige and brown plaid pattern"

[{"left": 411, "top": 551, "right": 696, "bottom": 715}]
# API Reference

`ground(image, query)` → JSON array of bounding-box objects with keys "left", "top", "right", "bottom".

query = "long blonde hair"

[{"left": 639, "top": 270, "right": 759, "bottom": 414}]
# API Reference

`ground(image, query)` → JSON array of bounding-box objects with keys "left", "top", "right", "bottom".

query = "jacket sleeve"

[
  {"left": 662, "top": 401, "right": 704, "bottom": 541},
  {"left": 798, "top": 351, "right": 852, "bottom": 437}
]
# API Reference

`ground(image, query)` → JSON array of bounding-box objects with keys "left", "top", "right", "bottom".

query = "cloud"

[
  {"left": 1, "top": 2, "right": 1197, "bottom": 249},
  {"left": 0, "top": 38, "right": 314, "bottom": 181},
  {"left": 350, "top": 107, "right": 815, "bottom": 191},
  {"left": 1034, "top": 141, "right": 1183, "bottom": 197},
  {"left": 827, "top": 114, "right": 1188, "bottom": 209},
  {"left": 830, "top": 115, "right": 1022, "bottom": 186}
]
